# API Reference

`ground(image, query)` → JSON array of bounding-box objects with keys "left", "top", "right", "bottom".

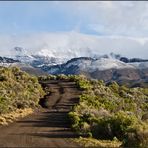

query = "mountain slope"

[
  {"left": 0, "top": 56, "right": 19, "bottom": 64},
  {"left": 39, "top": 57, "right": 148, "bottom": 87},
  {"left": 0, "top": 67, "right": 44, "bottom": 114},
  {"left": 1, "top": 47, "right": 148, "bottom": 87}
]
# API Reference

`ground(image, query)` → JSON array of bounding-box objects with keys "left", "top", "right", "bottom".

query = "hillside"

[
  {"left": 0, "top": 77, "right": 81, "bottom": 147},
  {"left": 67, "top": 75, "right": 148, "bottom": 147},
  {"left": 1, "top": 51, "right": 148, "bottom": 87},
  {"left": 41, "top": 57, "right": 148, "bottom": 87},
  {"left": 0, "top": 66, "right": 44, "bottom": 115},
  {"left": 0, "top": 72, "right": 148, "bottom": 147},
  {"left": 38, "top": 74, "right": 148, "bottom": 147}
]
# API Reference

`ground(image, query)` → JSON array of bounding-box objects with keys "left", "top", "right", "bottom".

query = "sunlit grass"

[
  {"left": 0, "top": 108, "right": 33, "bottom": 125},
  {"left": 73, "top": 137, "right": 122, "bottom": 147}
]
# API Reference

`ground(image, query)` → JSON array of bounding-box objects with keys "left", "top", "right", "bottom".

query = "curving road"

[{"left": 0, "top": 80, "right": 81, "bottom": 147}]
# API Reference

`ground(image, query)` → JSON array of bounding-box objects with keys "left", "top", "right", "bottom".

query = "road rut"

[{"left": 0, "top": 80, "right": 81, "bottom": 147}]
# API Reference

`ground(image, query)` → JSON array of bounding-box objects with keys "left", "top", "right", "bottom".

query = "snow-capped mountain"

[
  {"left": 0, "top": 56, "right": 19, "bottom": 63},
  {"left": 1, "top": 46, "right": 148, "bottom": 87},
  {"left": 41, "top": 57, "right": 136, "bottom": 74},
  {"left": 10, "top": 47, "right": 68, "bottom": 66},
  {"left": 9, "top": 47, "right": 34, "bottom": 63},
  {"left": 0, "top": 56, "right": 20, "bottom": 67},
  {"left": 40, "top": 55, "right": 148, "bottom": 74},
  {"left": 38, "top": 56, "right": 148, "bottom": 87},
  {"left": 9, "top": 47, "right": 148, "bottom": 68}
]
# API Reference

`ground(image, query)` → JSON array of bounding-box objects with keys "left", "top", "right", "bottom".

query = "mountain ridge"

[{"left": 1, "top": 47, "right": 148, "bottom": 87}]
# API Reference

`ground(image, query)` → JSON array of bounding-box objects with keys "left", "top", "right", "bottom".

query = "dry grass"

[
  {"left": 74, "top": 137, "right": 122, "bottom": 148},
  {"left": 0, "top": 108, "right": 33, "bottom": 126}
]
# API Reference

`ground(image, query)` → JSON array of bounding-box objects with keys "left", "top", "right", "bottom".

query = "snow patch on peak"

[
  {"left": 65, "top": 57, "right": 92, "bottom": 68},
  {"left": 130, "top": 62, "right": 148, "bottom": 69},
  {"left": 90, "top": 58, "right": 135, "bottom": 71},
  {"left": 11, "top": 47, "right": 35, "bottom": 63},
  {"left": 62, "top": 57, "right": 136, "bottom": 73},
  {"left": 37, "top": 49, "right": 55, "bottom": 57}
]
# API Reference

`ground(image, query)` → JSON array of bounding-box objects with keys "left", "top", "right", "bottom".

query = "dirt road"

[{"left": 0, "top": 80, "right": 81, "bottom": 147}]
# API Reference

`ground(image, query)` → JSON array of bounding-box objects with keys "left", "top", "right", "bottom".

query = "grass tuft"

[{"left": 0, "top": 108, "right": 33, "bottom": 125}]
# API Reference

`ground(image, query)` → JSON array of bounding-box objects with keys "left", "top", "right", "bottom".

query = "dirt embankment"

[{"left": 0, "top": 80, "right": 81, "bottom": 147}]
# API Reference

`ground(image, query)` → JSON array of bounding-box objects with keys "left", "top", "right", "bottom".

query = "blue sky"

[
  {"left": 0, "top": 1, "right": 148, "bottom": 58},
  {"left": 0, "top": 1, "right": 93, "bottom": 34},
  {"left": 1, "top": 1, "right": 147, "bottom": 36}
]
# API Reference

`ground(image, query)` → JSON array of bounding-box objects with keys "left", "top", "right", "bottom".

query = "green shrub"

[
  {"left": 123, "top": 122, "right": 148, "bottom": 147},
  {"left": 68, "top": 75, "right": 148, "bottom": 147},
  {"left": 0, "top": 67, "right": 45, "bottom": 114}
]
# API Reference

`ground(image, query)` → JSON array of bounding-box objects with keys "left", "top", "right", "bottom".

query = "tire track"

[{"left": 0, "top": 80, "right": 81, "bottom": 147}]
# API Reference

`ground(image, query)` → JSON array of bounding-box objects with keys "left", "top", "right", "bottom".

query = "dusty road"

[{"left": 0, "top": 80, "right": 81, "bottom": 147}]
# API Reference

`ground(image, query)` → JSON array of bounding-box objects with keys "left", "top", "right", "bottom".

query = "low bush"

[
  {"left": 0, "top": 67, "right": 45, "bottom": 114},
  {"left": 68, "top": 76, "right": 148, "bottom": 147}
]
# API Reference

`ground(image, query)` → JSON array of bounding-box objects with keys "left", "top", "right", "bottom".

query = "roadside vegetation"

[
  {"left": 0, "top": 108, "right": 33, "bottom": 125},
  {"left": 39, "top": 74, "right": 148, "bottom": 147},
  {"left": 0, "top": 66, "right": 44, "bottom": 124},
  {"left": 1, "top": 69, "right": 147, "bottom": 147}
]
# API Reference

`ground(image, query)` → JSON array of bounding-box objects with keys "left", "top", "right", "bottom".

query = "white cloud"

[
  {"left": 0, "top": 2, "right": 148, "bottom": 59},
  {"left": 0, "top": 32, "right": 148, "bottom": 59},
  {"left": 56, "top": 1, "right": 148, "bottom": 37}
]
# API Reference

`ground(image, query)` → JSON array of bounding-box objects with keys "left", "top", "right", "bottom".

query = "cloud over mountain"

[
  {"left": 0, "top": 32, "right": 148, "bottom": 59},
  {"left": 0, "top": 2, "right": 148, "bottom": 58}
]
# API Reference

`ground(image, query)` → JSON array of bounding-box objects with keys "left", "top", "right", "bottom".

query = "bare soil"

[{"left": 0, "top": 80, "right": 81, "bottom": 147}]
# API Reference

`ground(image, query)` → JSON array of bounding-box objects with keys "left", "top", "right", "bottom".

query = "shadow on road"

[{"left": 0, "top": 80, "right": 82, "bottom": 147}]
